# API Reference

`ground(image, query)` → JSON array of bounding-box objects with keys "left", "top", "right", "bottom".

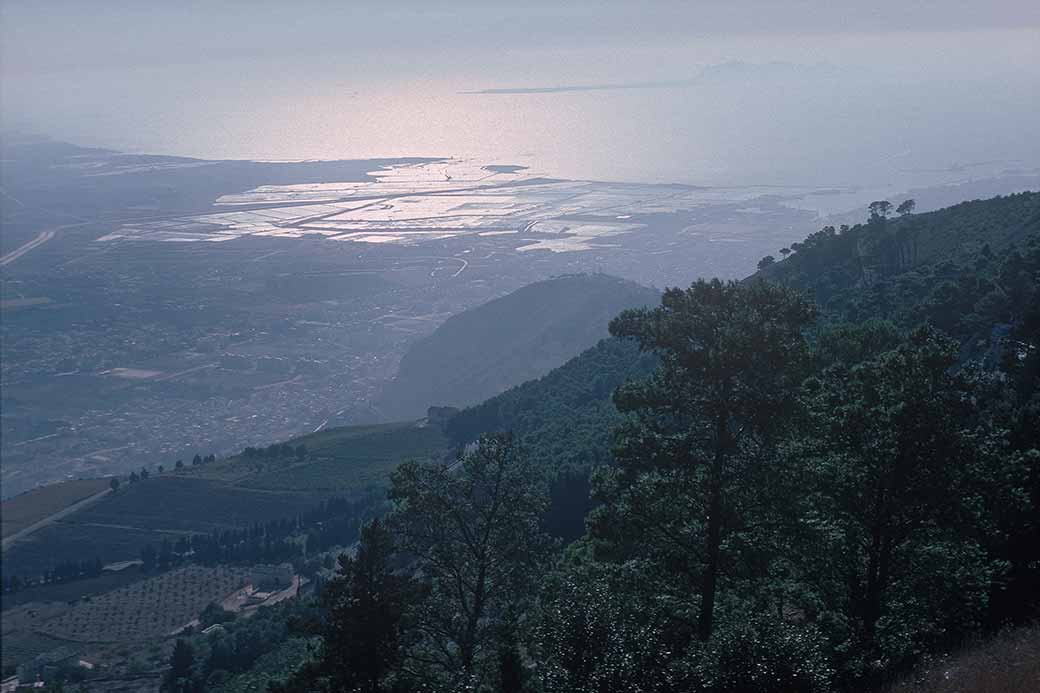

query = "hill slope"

[
  {"left": 445, "top": 191, "right": 1040, "bottom": 463},
  {"left": 9, "top": 193, "right": 1034, "bottom": 586},
  {"left": 375, "top": 274, "right": 659, "bottom": 420},
  {"left": 445, "top": 336, "right": 657, "bottom": 470}
]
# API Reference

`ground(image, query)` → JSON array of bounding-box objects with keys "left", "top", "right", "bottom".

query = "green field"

[
  {"left": 240, "top": 423, "right": 449, "bottom": 491},
  {"left": 4, "top": 523, "right": 182, "bottom": 579},
  {"left": 190, "top": 421, "right": 449, "bottom": 489},
  {"left": 70, "top": 477, "right": 328, "bottom": 533}
]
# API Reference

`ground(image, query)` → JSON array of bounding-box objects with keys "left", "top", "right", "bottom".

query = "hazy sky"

[
  {"left": 3, "top": 1, "right": 1039, "bottom": 74},
  {"left": 2, "top": 2, "right": 1038, "bottom": 186}
]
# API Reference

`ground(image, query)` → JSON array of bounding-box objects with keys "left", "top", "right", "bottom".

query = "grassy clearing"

[
  {"left": 243, "top": 457, "right": 410, "bottom": 492},
  {"left": 1, "top": 478, "right": 110, "bottom": 538},
  {"left": 2, "top": 479, "right": 322, "bottom": 577}
]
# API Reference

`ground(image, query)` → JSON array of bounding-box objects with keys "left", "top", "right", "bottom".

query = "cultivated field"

[
  {"left": 2, "top": 478, "right": 322, "bottom": 578},
  {"left": 239, "top": 423, "right": 449, "bottom": 492},
  {"left": 37, "top": 565, "right": 247, "bottom": 642},
  {"left": 1, "top": 566, "right": 148, "bottom": 611},
  {"left": 3, "top": 523, "right": 177, "bottom": 579},
  {"left": 1, "top": 478, "right": 110, "bottom": 538},
  {"left": 0, "top": 630, "right": 69, "bottom": 671},
  {"left": 190, "top": 421, "right": 449, "bottom": 489},
  {"left": 2, "top": 422, "right": 448, "bottom": 578},
  {"left": 70, "top": 476, "right": 325, "bottom": 533},
  {"left": 1, "top": 602, "right": 72, "bottom": 670}
]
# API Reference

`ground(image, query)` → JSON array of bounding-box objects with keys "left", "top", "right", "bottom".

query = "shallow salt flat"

[
  {"left": 301, "top": 218, "right": 497, "bottom": 231},
  {"left": 368, "top": 159, "right": 533, "bottom": 185},
  {"left": 100, "top": 158, "right": 832, "bottom": 252},
  {"left": 517, "top": 221, "right": 642, "bottom": 252},
  {"left": 329, "top": 234, "right": 409, "bottom": 244}
]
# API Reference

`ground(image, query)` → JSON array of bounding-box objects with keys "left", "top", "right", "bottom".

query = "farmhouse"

[{"left": 249, "top": 563, "right": 294, "bottom": 590}]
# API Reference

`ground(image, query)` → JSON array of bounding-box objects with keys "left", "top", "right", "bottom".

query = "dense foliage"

[
  {"left": 446, "top": 337, "right": 656, "bottom": 539},
  {"left": 760, "top": 192, "right": 1040, "bottom": 345},
  {"left": 276, "top": 434, "right": 552, "bottom": 692},
  {"left": 216, "top": 195, "right": 1040, "bottom": 691},
  {"left": 161, "top": 599, "right": 321, "bottom": 693}
]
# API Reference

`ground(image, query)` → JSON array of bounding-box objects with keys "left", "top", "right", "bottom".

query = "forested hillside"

[
  {"left": 375, "top": 274, "right": 659, "bottom": 420},
  {"left": 445, "top": 337, "right": 656, "bottom": 471},
  {"left": 446, "top": 192, "right": 1040, "bottom": 469},
  {"left": 270, "top": 265, "right": 1038, "bottom": 692},
  {"left": 72, "top": 193, "right": 1038, "bottom": 693},
  {"left": 757, "top": 191, "right": 1040, "bottom": 343}
]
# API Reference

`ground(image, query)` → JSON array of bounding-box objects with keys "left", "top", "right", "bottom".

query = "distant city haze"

[{"left": 2, "top": 2, "right": 1038, "bottom": 190}]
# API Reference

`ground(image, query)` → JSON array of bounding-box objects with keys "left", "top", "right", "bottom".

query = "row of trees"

[
  {"left": 2, "top": 559, "right": 104, "bottom": 593},
  {"left": 759, "top": 198, "right": 917, "bottom": 270},
  {"left": 108, "top": 453, "right": 220, "bottom": 493},
  {"left": 139, "top": 494, "right": 384, "bottom": 573},
  {"left": 271, "top": 277, "right": 1038, "bottom": 692}
]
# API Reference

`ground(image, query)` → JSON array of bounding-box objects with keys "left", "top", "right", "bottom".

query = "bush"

[{"left": 688, "top": 616, "right": 834, "bottom": 693}]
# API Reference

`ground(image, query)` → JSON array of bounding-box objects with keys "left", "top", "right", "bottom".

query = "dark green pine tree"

[
  {"left": 795, "top": 325, "right": 1031, "bottom": 673},
  {"left": 162, "top": 639, "right": 196, "bottom": 693},
  {"left": 275, "top": 518, "right": 412, "bottom": 693},
  {"left": 596, "top": 278, "right": 816, "bottom": 642}
]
